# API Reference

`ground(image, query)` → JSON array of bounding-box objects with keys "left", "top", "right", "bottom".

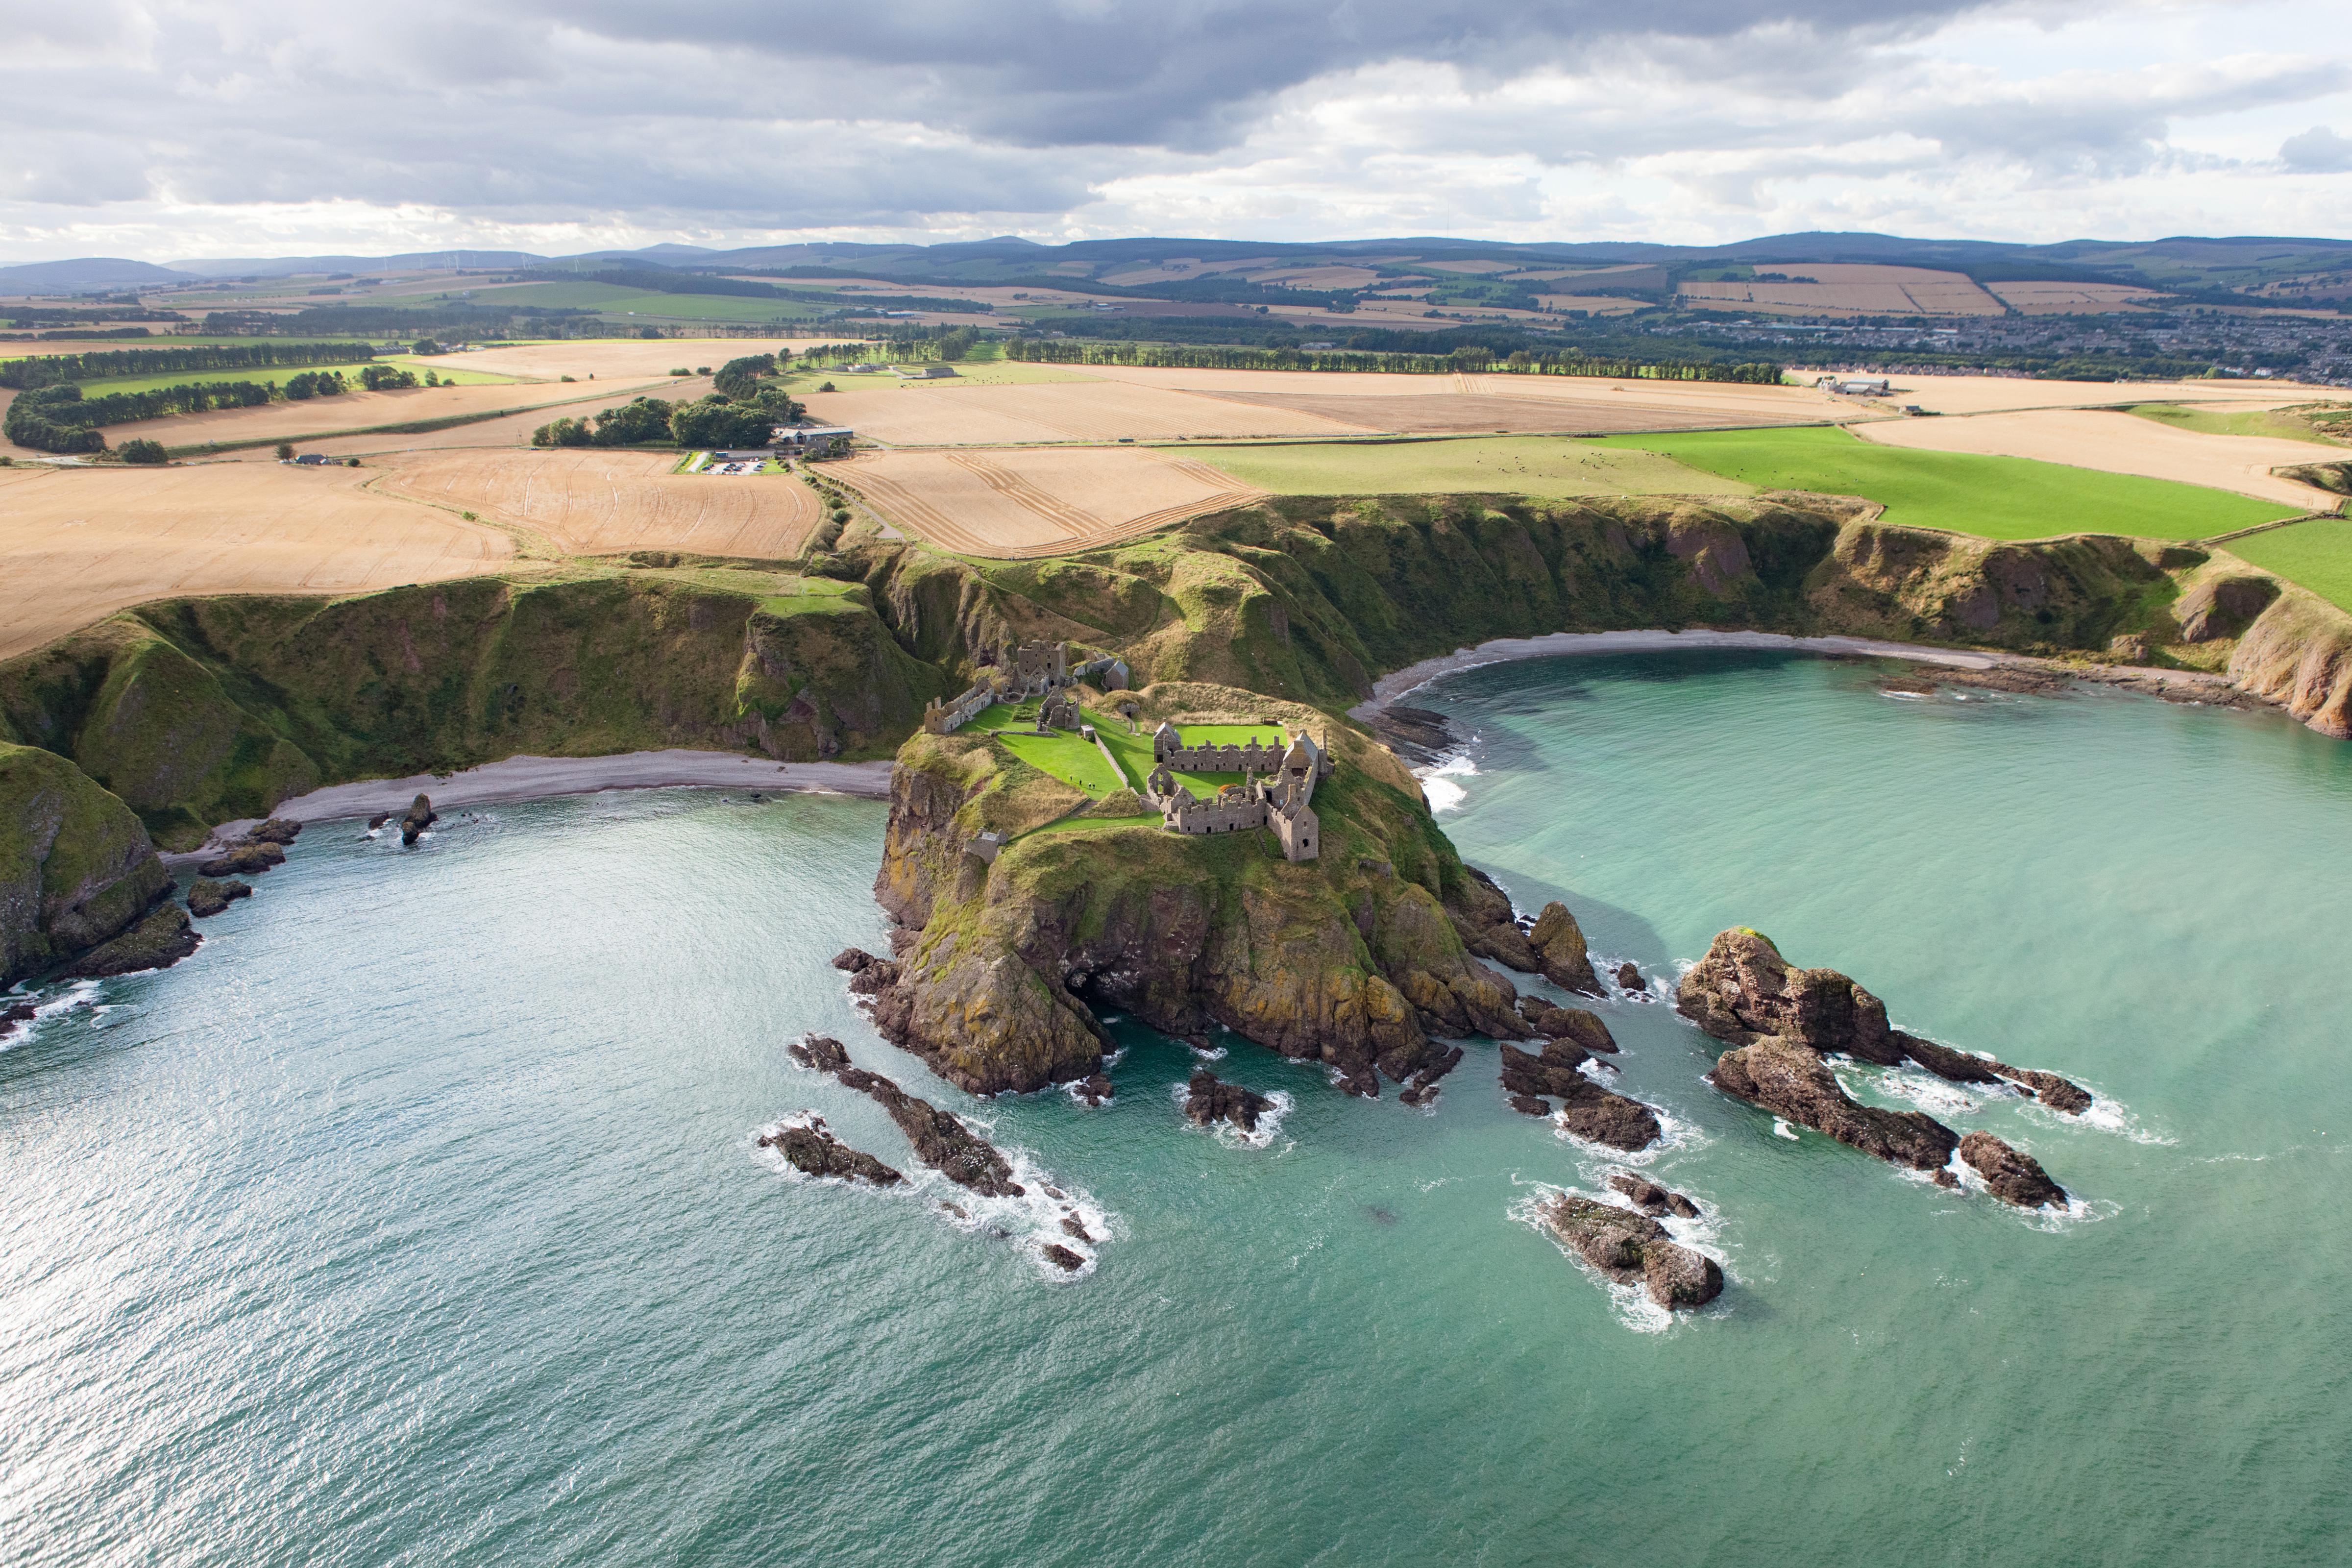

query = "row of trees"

[
  {"left": 0, "top": 341, "right": 375, "bottom": 390},
  {"left": 530, "top": 381, "right": 807, "bottom": 451},
  {"left": 3, "top": 381, "right": 290, "bottom": 451},
  {"left": 1001, "top": 338, "right": 1784, "bottom": 383}
]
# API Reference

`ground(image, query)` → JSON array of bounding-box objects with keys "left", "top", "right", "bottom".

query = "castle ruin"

[{"left": 1144, "top": 725, "right": 1328, "bottom": 862}]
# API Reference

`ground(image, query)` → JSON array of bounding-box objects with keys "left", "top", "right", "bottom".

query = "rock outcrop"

[
  {"left": 1676, "top": 929, "right": 2090, "bottom": 1112},
  {"left": 1707, "top": 1037, "right": 1959, "bottom": 1172},
  {"left": 1527, "top": 901, "right": 1602, "bottom": 994},
  {"left": 758, "top": 1116, "right": 904, "bottom": 1186},
  {"left": 245, "top": 817, "right": 302, "bottom": 846},
  {"left": 195, "top": 840, "right": 286, "bottom": 877},
  {"left": 61, "top": 903, "right": 200, "bottom": 978},
  {"left": 1541, "top": 1193, "right": 1723, "bottom": 1309},
  {"left": 399, "top": 794, "right": 437, "bottom": 846},
  {"left": 789, "top": 1034, "right": 1025, "bottom": 1197},
  {"left": 1609, "top": 1172, "right": 1701, "bottom": 1219},
  {"left": 1958, "top": 1129, "right": 2068, "bottom": 1210},
  {"left": 1184, "top": 1069, "right": 1273, "bottom": 1134},
  {"left": 0, "top": 742, "right": 172, "bottom": 986},
  {"left": 185, "top": 878, "right": 252, "bottom": 918},
  {"left": 1516, "top": 998, "right": 1617, "bottom": 1052},
  {"left": 1499, "top": 1042, "right": 1662, "bottom": 1151}
]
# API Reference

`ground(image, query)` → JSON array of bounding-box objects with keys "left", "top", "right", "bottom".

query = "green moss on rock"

[{"left": 0, "top": 742, "right": 169, "bottom": 985}]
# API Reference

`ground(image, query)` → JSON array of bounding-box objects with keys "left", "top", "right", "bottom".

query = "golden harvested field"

[
  {"left": 1199, "top": 390, "right": 1800, "bottom": 436},
  {"left": 1881, "top": 375, "right": 2342, "bottom": 415},
  {"left": 374, "top": 448, "right": 823, "bottom": 560},
  {"left": 79, "top": 378, "right": 678, "bottom": 455},
  {"left": 836, "top": 446, "right": 1262, "bottom": 556},
  {"left": 1851, "top": 409, "right": 2344, "bottom": 510},
  {"left": 1681, "top": 265, "right": 2005, "bottom": 316},
  {"left": 0, "top": 462, "right": 512, "bottom": 659},
  {"left": 1532, "top": 294, "right": 1648, "bottom": 315},
  {"left": 1984, "top": 281, "right": 2171, "bottom": 314},
  {"left": 799, "top": 380, "right": 1371, "bottom": 445},
  {"left": 448, "top": 338, "right": 830, "bottom": 382}
]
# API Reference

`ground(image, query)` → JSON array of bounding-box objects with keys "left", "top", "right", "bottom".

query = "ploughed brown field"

[
  {"left": 0, "top": 462, "right": 513, "bottom": 660},
  {"left": 835, "top": 445, "right": 1263, "bottom": 556},
  {"left": 373, "top": 449, "right": 823, "bottom": 560}
]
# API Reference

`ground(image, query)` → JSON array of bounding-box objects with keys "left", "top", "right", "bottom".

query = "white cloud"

[{"left": 0, "top": 0, "right": 2347, "bottom": 260}]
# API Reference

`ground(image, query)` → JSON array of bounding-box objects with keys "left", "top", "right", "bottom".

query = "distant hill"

[
  {"left": 167, "top": 250, "right": 547, "bottom": 278},
  {"left": 0, "top": 257, "right": 192, "bottom": 293}
]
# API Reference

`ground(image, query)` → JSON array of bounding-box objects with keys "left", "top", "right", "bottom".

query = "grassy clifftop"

[{"left": 0, "top": 742, "right": 169, "bottom": 985}]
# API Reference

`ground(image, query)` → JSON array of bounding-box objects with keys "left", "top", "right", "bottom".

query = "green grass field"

[
  {"left": 66, "top": 357, "right": 515, "bottom": 395},
  {"left": 1093, "top": 716, "right": 1289, "bottom": 797},
  {"left": 994, "top": 729, "right": 1127, "bottom": 797},
  {"left": 1189, "top": 436, "right": 1751, "bottom": 499},
  {"left": 2126, "top": 403, "right": 2346, "bottom": 444},
  {"left": 1586, "top": 425, "right": 2299, "bottom": 541},
  {"left": 2223, "top": 518, "right": 2352, "bottom": 615}
]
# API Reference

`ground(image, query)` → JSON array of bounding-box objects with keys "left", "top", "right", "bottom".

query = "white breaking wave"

[
  {"left": 1505, "top": 1179, "right": 1732, "bottom": 1335},
  {"left": 1414, "top": 753, "right": 1477, "bottom": 814}
]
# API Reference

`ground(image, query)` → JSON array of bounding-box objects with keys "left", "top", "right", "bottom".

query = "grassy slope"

[
  {"left": 2127, "top": 403, "right": 2343, "bottom": 445},
  {"left": 2224, "top": 518, "right": 2352, "bottom": 614},
  {"left": 1191, "top": 436, "right": 1752, "bottom": 500},
  {"left": 1587, "top": 425, "right": 2297, "bottom": 540}
]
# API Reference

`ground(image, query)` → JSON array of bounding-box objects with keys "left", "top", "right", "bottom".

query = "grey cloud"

[{"left": 2281, "top": 125, "right": 2352, "bottom": 172}]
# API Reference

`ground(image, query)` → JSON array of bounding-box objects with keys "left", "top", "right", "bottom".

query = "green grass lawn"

[
  {"left": 1586, "top": 425, "right": 2299, "bottom": 541},
  {"left": 2127, "top": 403, "right": 2346, "bottom": 444},
  {"left": 1190, "top": 435, "right": 1751, "bottom": 499},
  {"left": 1092, "top": 714, "right": 1289, "bottom": 796},
  {"left": 67, "top": 357, "right": 515, "bottom": 395},
  {"left": 996, "top": 731, "right": 1127, "bottom": 797},
  {"left": 2223, "top": 517, "right": 2352, "bottom": 614}
]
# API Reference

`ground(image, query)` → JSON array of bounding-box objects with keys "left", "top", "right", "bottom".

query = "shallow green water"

[{"left": 6, "top": 653, "right": 2350, "bottom": 1567}]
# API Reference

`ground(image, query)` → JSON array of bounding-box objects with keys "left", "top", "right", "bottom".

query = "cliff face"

[
  {"left": 0, "top": 742, "right": 170, "bottom": 985},
  {"left": 0, "top": 574, "right": 946, "bottom": 848},
  {"left": 866, "top": 683, "right": 1528, "bottom": 1096},
  {"left": 2226, "top": 587, "right": 2352, "bottom": 739}
]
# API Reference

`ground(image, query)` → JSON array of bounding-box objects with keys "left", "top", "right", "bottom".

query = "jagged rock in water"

[
  {"left": 1541, "top": 1194, "right": 1723, "bottom": 1310},
  {"left": 1615, "top": 961, "right": 1643, "bottom": 991},
  {"left": 1059, "top": 1213, "right": 1094, "bottom": 1243},
  {"left": 196, "top": 840, "right": 286, "bottom": 878},
  {"left": 1517, "top": 998, "right": 1617, "bottom": 1053},
  {"left": 758, "top": 1117, "right": 903, "bottom": 1186},
  {"left": 846, "top": 957, "right": 900, "bottom": 996},
  {"left": 61, "top": 904, "right": 199, "bottom": 978},
  {"left": 1680, "top": 930, "right": 2089, "bottom": 1113},
  {"left": 1074, "top": 1073, "right": 1114, "bottom": 1106},
  {"left": 245, "top": 818, "right": 302, "bottom": 846},
  {"left": 1609, "top": 1173, "right": 1701, "bottom": 1220},
  {"left": 1959, "top": 1129, "right": 2069, "bottom": 1209},
  {"left": 1457, "top": 867, "right": 1542, "bottom": 974},
  {"left": 367, "top": 813, "right": 392, "bottom": 831},
  {"left": 1708, "top": 1037, "right": 1959, "bottom": 1171},
  {"left": 399, "top": 794, "right": 437, "bottom": 847},
  {"left": 831, "top": 947, "right": 875, "bottom": 973},
  {"left": 185, "top": 878, "right": 252, "bottom": 918},
  {"left": 788, "top": 1033, "right": 853, "bottom": 1073},
  {"left": 0, "top": 1002, "right": 34, "bottom": 1041},
  {"left": 1040, "top": 1243, "right": 1086, "bottom": 1272},
  {"left": 1185, "top": 1069, "right": 1273, "bottom": 1134},
  {"left": 1398, "top": 1044, "right": 1464, "bottom": 1105},
  {"left": 1528, "top": 902, "right": 1603, "bottom": 995},
  {"left": 1500, "top": 1044, "right": 1661, "bottom": 1150}
]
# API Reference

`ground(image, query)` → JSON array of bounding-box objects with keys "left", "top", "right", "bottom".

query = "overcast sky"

[{"left": 3, "top": 0, "right": 2350, "bottom": 262}]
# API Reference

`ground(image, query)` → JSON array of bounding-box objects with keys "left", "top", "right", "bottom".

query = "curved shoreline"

[
  {"left": 171, "top": 750, "right": 893, "bottom": 862},
  {"left": 1348, "top": 629, "right": 2254, "bottom": 719}
]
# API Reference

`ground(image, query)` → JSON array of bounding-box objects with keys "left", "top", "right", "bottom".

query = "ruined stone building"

[{"left": 1143, "top": 725, "right": 1327, "bottom": 862}]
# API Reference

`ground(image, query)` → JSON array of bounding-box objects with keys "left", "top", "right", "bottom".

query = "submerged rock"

[
  {"left": 367, "top": 812, "right": 392, "bottom": 831},
  {"left": 1059, "top": 1213, "right": 1095, "bottom": 1243},
  {"left": 1541, "top": 1193, "right": 1722, "bottom": 1310},
  {"left": 1040, "top": 1243, "right": 1086, "bottom": 1272},
  {"left": 796, "top": 1045, "right": 1025, "bottom": 1198},
  {"left": 1679, "top": 929, "right": 2089, "bottom": 1113},
  {"left": 185, "top": 878, "right": 251, "bottom": 918},
  {"left": 758, "top": 1116, "right": 903, "bottom": 1186},
  {"left": 1959, "top": 1129, "right": 2069, "bottom": 1209},
  {"left": 1708, "top": 1037, "right": 1959, "bottom": 1172},
  {"left": 61, "top": 904, "right": 199, "bottom": 978},
  {"left": 0, "top": 1001, "right": 35, "bottom": 1040},
  {"left": 788, "top": 1033, "right": 853, "bottom": 1073},
  {"left": 1185, "top": 1069, "right": 1273, "bottom": 1134}
]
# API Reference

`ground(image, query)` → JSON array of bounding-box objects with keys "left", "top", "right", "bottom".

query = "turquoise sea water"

[{"left": 5, "top": 652, "right": 2351, "bottom": 1567}]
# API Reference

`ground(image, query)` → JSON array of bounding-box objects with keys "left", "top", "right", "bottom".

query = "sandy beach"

[
  {"left": 1348, "top": 627, "right": 2255, "bottom": 721},
  {"left": 177, "top": 750, "right": 895, "bottom": 860}
]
